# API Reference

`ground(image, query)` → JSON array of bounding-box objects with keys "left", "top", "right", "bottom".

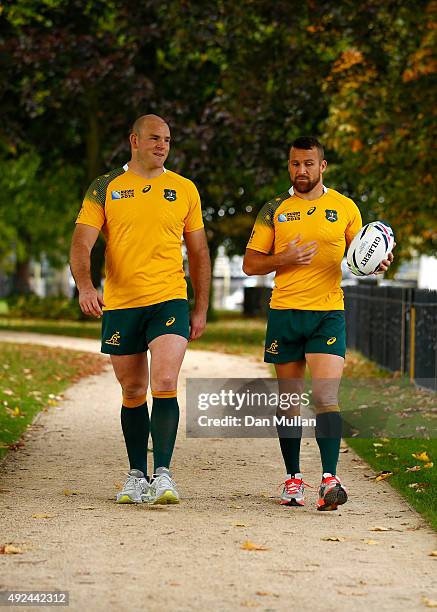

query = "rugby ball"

[{"left": 347, "top": 221, "right": 394, "bottom": 276}]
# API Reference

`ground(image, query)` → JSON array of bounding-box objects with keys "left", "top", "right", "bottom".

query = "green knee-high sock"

[
  {"left": 315, "top": 412, "right": 342, "bottom": 475},
  {"left": 151, "top": 397, "right": 179, "bottom": 471},
  {"left": 120, "top": 402, "right": 149, "bottom": 476},
  {"left": 277, "top": 425, "right": 302, "bottom": 475}
]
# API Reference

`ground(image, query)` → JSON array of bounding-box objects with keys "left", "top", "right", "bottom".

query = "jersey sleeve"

[
  {"left": 345, "top": 200, "right": 362, "bottom": 247},
  {"left": 75, "top": 177, "right": 106, "bottom": 230},
  {"left": 246, "top": 200, "right": 276, "bottom": 254},
  {"left": 184, "top": 182, "right": 204, "bottom": 233}
]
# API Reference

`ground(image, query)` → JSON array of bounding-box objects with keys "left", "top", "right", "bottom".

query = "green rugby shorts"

[
  {"left": 264, "top": 309, "right": 346, "bottom": 363},
  {"left": 101, "top": 299, "right": 190, "bottom": 355}
]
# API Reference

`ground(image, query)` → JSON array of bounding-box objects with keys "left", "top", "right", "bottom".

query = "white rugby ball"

[{"left": 347, "top": 221, "right": 395, "bottom": 276}]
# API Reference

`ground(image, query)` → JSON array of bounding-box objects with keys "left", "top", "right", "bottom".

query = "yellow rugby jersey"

[
  {"left": 247, "top": 187, "right": 362, "bottom": 310},
  {"left": 76, "top": 165, "right": 204, "bottom": 310}
]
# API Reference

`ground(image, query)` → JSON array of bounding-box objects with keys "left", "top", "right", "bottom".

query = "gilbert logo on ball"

[{"left": 346, "top": 221, "right": 395, "bottom": 276}]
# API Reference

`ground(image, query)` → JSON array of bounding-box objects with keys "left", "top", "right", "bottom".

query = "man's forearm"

[
  {"left": 243, "top": 251, "right": 285, "bottom": 276},
  {"left": 69, "top": 238, "right": 94, "bottom": 292},
  {"left": 188, "top": 248, "right": 211, "bottom": 312}
]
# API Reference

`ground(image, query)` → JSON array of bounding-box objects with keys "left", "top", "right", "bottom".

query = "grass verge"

[{"left": 0, "top": 342, "right": 107, "bottom": 461}]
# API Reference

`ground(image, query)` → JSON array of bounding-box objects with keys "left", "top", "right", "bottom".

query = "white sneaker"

[
  {"left": 148, "top": 467, "right": 180, "bottom": 505},
  {"left": 116, "top": 469, "right": 150, "bottom": 504},
  {"left": 280, "top": 473, "right": 307, "bottom": 507}
]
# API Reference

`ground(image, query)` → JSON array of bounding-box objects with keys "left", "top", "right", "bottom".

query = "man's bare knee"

[
  {"left": 120, "top": 383, "right": 148, "bottom": 408},
  {"left": 152, "top": 375, "right": 178, "bottom": 392}
]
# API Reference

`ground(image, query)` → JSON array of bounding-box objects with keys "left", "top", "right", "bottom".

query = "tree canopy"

[{"left": 0, "top": 0, "right": 435, "bottom": 290}]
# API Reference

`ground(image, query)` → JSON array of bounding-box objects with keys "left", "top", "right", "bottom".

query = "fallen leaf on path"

[
  {"left": 422, "top": 597, "right": 437, "bottom": 608},
  {"left": 233, "top": 523, "right": 248, "bottom": 527},
  {"left": 240, "top": 601, "right": 259, "bottom": 608},
  {"left": 7, "top": 442, "right": 24, "bottom": 451},
  {"left": 362, "top": 539, "right": 379, "bottom": 545},
  {"left": 370, "top": 526, "right": 391, "bottom": 532},
  {"left": 32, "top": 513, "right": 56, "bottom": 519},
  {"left": 0, "top": 544, "right": 23, "bottom": 554},
  {"left": 241, "top": 540, "right": 269, "bottom": 551},
  {"left": 375, "top": 471, "right": 393, "bottom": 482},
  {"left": 339, "top": 448, "right": 349, "bottom": 453},
  {"left": 321, "top": 536, "right": 345, "bottom": 542},
  {"left": 255, "top": 592, "right": 272, "bottom": 596},
  {"left": 63, "top": 490, "right": 80, "bottom": 496},
  {"left": 406, "top": 466, "right": 421, "bottom": 472},
  {"left": 429, "top": 551, "right": 437, "bottom": 557},
  {"left": 412, "top": 452, "right": 430, "bottom": 462}
]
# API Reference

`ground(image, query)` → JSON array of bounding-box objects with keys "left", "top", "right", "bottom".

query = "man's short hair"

[
  {"left": 130, "top": 114, "right": 168, "bottom": 136},
  {"left": 289, "top": 137, "right": 324, "bottom": 161}
]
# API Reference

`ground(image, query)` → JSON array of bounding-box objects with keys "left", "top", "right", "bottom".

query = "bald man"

[{"left": 70, "top": 115, "right": 211, "bottom": 505}]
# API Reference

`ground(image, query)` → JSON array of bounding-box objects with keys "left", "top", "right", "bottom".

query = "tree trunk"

[{"left": 12, "top": 259, "right": 32, "bottom": 295}]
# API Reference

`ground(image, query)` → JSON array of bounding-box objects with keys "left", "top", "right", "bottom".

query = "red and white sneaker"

[
  {"left": 280, "top": 473, "right": 308, "bottom": 506},
  {"left": 317, "top": 473, "right": 348, "bottom": 511}
]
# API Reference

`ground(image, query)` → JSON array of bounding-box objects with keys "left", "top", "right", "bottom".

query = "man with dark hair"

[
  {"left": 243, "top": 136, "right": 392, "bottom": 511},
  {"left": 70, "top": 114, "right": 211, "bottom": 505}
]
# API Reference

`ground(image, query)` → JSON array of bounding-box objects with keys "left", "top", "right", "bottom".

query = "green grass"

[
  {"left": 0, "top": 343, "right": 107, "bottom": 461},
  {"left": 0, "top": 317, "right": 101, "bottom": 338},
  {"left": 193, "top": 317, "right": 266, "bottom": 356},
  {"left": 346, "top": 437, "right": 436, "bottom": 530},
  {"left": 340, "top": 354, "right": 436, "bottom": 530}
]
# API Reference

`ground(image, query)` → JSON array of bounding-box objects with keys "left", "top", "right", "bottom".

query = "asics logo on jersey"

[
  {"left": 307, "top": 206, "right": 316, "bottom": 215},
  {"left": 326, "top": 337, "right": 337, "bottom": 345},
  {"left": 164, "top": 189, "right": 177, "bottom": 202},
  {"left": 166, "top": 317, "right": 176, "bottom": 326},
  {"left": 105, "top": 331, "right": 121, "bottom": 346},
  {"left": 266, "top": 340, "right": 279, "bottom": 354},
  {"left": 325, "top": 209, "right": 338, "bottom": 222},
  {"left": 277, "top": 212, "right": 300, "bottom": 222},
  {"left": 112, "top": 189, "right": 134, "bottom": 200},
  {"left": 142, "top": 185, "right": 151, "bottom": 193}
]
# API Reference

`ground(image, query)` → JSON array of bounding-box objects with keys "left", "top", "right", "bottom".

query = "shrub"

[{"left": 5, "top": 295, "right": 84, "bottom": 320}]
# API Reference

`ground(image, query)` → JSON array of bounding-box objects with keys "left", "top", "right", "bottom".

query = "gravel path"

[{"left": 0, "top": 331, "right": 436, "bottom": 611}]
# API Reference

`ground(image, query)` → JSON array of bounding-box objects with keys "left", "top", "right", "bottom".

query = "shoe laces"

[
  {"left": 281, "top": 477, "right": 311, "bottom": 494},
  {"left": 152, "top": 472, "right": 175, "bottom": 490},
  {"left": 123, "top": 473, "right": 145, "bottom": 492},
  {"left": 322, "top": 475, "right": 341, "bottom": 486}
]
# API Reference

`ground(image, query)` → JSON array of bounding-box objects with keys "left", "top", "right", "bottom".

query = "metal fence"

[{"left": 344, "top": 284, "right": 437, "bottom": 391}]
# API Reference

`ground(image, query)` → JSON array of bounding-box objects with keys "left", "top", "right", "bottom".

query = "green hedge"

[{"left": 5, "top": 295, "right": 83, "bottom": 320}]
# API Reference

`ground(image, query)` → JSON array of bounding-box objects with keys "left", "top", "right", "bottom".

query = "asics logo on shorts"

[
  {"left": 266, "top": 339, "right": 279, "bottom": 354},
  {"left": 326, "top": 337, "right": 337, "bottom": 345},
  {"left": 166, "top": 317, "right": 176, "bottom": 327},
  {"left": 105, "top": 331, "right": 121, "bottom": 346}
]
